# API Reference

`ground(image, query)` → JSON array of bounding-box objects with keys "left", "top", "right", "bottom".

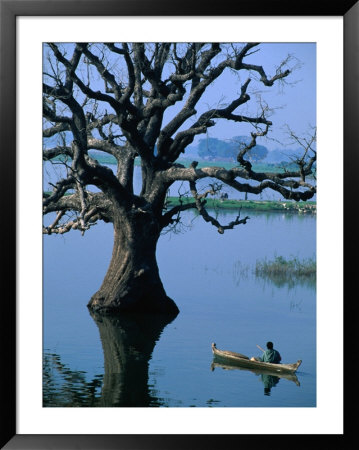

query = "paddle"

[{"left": 256, "top": 344, "right": 265, "bottom": 353}]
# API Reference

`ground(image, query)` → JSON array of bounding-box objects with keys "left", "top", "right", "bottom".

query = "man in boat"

[{"left": 251, "top": 342, "right": 282, "bottom": 364}]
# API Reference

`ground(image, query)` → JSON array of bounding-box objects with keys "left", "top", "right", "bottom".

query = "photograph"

[
  {"left": 2, "top": 0, "right": 355, "bottom": 448},
  {"left": 42, "top": 41, "right": 317, "bottom": 409}
]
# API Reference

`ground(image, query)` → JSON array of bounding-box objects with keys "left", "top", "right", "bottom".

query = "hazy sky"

[
  {"left": 187, "top": 42, "right": 316, "bottom": 150},
  {"left": 44, "top": 42, "right": 316, "bottom": 151}
]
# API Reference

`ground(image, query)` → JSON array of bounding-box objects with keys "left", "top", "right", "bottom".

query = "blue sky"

[
  {"left": 44, "top": 42, "right": 316, "bottom": 151},
  {"left": 187, "top": 43, "right": 316, "bottom": 150}
]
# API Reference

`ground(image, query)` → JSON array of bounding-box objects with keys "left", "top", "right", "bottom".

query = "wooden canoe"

[{"left": 211, "top": 343, "right": 302, "bottom": 374}]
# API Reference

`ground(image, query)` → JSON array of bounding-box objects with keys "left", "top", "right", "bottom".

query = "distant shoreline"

[
  {"left": 43, "top": 190, "right": 316, "bottom": 214},
  {"left": 50, "top": 152, "right": 316, "bottom": 176},
  {"left": 165, "top": 197, "right": 316, "bottom": 213}
]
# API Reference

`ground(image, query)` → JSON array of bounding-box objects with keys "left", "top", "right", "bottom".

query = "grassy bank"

[
  {"left": 176, "top": 158, "right": 307, "bottom": 173},
  {"left": 44, "top": 187, "right": 315, "bottom": 214},
  {"left": 165, "top": 197, "right": 316, "bottom": 213}
]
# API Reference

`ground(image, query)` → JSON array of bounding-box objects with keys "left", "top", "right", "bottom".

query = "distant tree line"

[{"left": 197, "top": 136, "right": 268, "bottom": 161}]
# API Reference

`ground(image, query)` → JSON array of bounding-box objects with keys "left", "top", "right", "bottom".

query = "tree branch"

[
  {"left": 161, "top": 162, "right": 316, "bottom": 202},
  {"left": 189, "top": 181, "right": 249, "bottom": 234}
]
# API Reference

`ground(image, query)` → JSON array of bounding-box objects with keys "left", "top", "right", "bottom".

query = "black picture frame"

[{"left": 1, "top": 0, "right": 356, "bottom": 448}]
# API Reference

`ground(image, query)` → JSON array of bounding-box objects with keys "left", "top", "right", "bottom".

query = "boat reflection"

[{"left": 211, "top": 360, "right": 300, "bottom": 395}]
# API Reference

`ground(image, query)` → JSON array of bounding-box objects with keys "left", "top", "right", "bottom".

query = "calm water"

[{"left": 43, "top": 208, "right": 316, "bottom": 407}]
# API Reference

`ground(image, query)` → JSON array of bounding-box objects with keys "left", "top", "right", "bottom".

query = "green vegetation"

[
  {"left": 165, "top": 197, "right": 316, "bottom": 213},
  {"left": 43, "top": 189, "right": 315, "bottom": 214},
  {"left": 255, "top": 255, "right": 316, "bottom": 279},
  {"left": 232, "top": 256, "right": 316, "bottom": 290},
  {"left": 176, "top": 158, "right": 308, "bottom": 173},
  {"left": 49, "top": 152, "right": 312, "bottom": 175}
]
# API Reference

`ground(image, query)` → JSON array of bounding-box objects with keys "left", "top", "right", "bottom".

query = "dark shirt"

[{"left": 260, "top": 349, "right": 281, "bottom": 364}]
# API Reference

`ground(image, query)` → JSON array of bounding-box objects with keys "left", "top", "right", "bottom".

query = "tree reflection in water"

[
  {"left": 43, "top": 352, "right": 103, "bottom": 407},
  {"left": 43, "top": 311, "right": 177, "bottom": 407}
]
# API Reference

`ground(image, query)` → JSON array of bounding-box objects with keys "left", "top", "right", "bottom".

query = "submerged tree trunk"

[
  {"left": 43, "top": 43, "right": 316, "bottom": 317},
  {"left": 87, "top": 209, "right": 179, "bottom": 315}
]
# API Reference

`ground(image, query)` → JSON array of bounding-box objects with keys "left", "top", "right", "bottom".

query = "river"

[{"left": 43, "top": 207, "right": 316, "bottom": 408}]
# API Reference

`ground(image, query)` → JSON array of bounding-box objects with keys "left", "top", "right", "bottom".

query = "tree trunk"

[{"left": 87, "top": 209, "right": 179, "bottom": 315}]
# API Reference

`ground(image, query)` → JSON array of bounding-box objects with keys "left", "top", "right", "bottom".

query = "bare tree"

[{"left": 43, "top": 43, "right": 316, "bottom": 315}]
